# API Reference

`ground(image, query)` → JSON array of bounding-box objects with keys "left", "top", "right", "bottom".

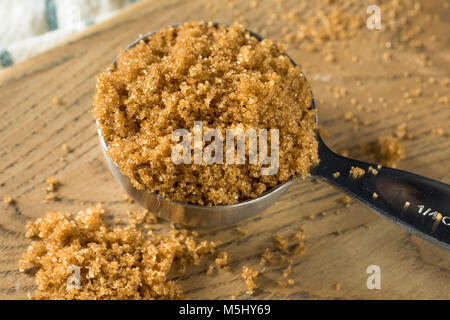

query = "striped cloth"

[{"left": 0, "top": 0, "right": 140, "bottom": 69}]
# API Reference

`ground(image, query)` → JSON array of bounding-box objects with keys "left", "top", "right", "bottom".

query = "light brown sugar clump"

[
  {"left": 3, "top": 195, "right": 14, "bottom": 205},
  {"left": 19, "top": 205, "right": 215, "bottom": 300},
  {"left": 361, "top": 136, "right": 405, "bottom": 168},
  {"left": 349, "top": 166, "right": 365, "bottom": 179},
  {"left": 215, "top": 252, "right": 231, "bottom": 269},
  {"left": 375, "top": 136, "right": 405, "bottom": 168},
  {"left": 92, "top": 21, "right": 318, "bottom": 206},
  {"left": 273, "top": 234, "right": 289, "bottom": 253},
  {"left": 241, "top": 266, "right": 259, "bottom": 294},
  {"left": 368, "top": 166, "right": 378, "bottom": 175}
]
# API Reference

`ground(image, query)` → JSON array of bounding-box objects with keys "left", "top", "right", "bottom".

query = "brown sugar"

[
  {"left": 52, "top": 97, "right": 61, "bottom": 105},
  {"left": 44, "top": 192, "right": 57, "bottom": 202},
  {"left": 61, "top": 144, "right": 70, "bottom": 154},
  {"left": 45, "top": 177, "right": 59, "bottom": 192},
  {"left": 273, "top": 234, "right": 289, "bottom": 253},
  {"left": 293, "top": 230, "right": 306, "bottom": 255},
  {"left": 241, "top": 266, "right": 259, "bottom": 294},
  {"left": 282, "top": 259, "right": 293, "bottom": 278},
  {"left": 431, "top": 128, "right": 445, "bottom": 136},
  {"left": 349, "top": 166, "right": 365, "bottom": 179},
  {"left": 3, "top": 195, "right": 14, "bottom": 205},
  {"left": 375, "top": 136, "right": 405, "bottom": 167},
  {"left": 260, "top": 248, "right": 278, "bottom": 266},
  {"left": 278, "top": 279, "right": 295, "bottom": 287},
  {"left": 127, "top": 208, "right": 158, "bottom": 226},
  {"left": 206, "top": 265, "right": 215, "bottom": 276},
  {"left": 123, "top": 193, "right": 134, "bottom": 203},
  {"left": 234, "top": 227, "right": 249, "bottom": 236},
  {"left": 44, "top": 177, "right": 60, "bottom": 202},
  {"left": 19, "top": 204, "right": 216, "bottom": 300},
  {"left": 92, "top": 21, "right": 318, "bottom": 206},
  {"left": 215, "top": 252, "right": 231, "bottom": 269},
  {"left": 340, "top": 195, "right": 352, "bottom": 207},
  {"left": 368, "top": 166, "right": 378, "bottom": 175},
  {"left": 362, "top": 136, "right": 405, "bottom": 168}
]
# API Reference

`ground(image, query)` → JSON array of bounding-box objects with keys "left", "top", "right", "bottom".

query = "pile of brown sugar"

[
  {"left": 361, "top": 136, "right": 405, "bottom": 168},
  {"left": 92, "top": 21, "right": 318, "bottom": 206},
  {"left": 19, "top": 205, "right": 216, "bottom": 300}
]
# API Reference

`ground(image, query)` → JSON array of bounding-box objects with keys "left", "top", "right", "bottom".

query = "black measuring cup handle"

[{"left": 311, "top": 135, "right": 450, "bottom": 250}]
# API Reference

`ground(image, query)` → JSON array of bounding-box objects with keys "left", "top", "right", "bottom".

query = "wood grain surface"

[{"left": 0, "top": 0, "right": 449, "bottom": 299}]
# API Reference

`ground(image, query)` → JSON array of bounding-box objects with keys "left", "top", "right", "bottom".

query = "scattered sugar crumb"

[
  {"left": 52, "top": 97, "right": 61, "bottom": 105},
  {"left": 361, "top": 136, "right": 405, "bottom": 167},
  {"left": 340, "top": 196, "right": 352, "bottom": 207},
  {"left": 278, "top": 279, "right": 295, "bottom": 287},
  {"left": 260, "top": 248, "right": 278, "bottom": 266},
  {"left": 306, "top": 213, "right": 316, "bottom": 220},
  {"left": 3, "top": 195, "right": 14, "bottom": 205},
  {"left": 44, "top": 192, "right": 57, "bottom": 202},
  {"left": 395, "top": 123, "right": 407, "bottom": 139},
  {"left": 123, "top": 194, "right": 134, "bottom": 203},
  {"left": 215, "top": 252, "right": 230, "bottom": 269},
  {"left": 45, "top": 177, "right": 59, "bottom": 192},
  {"left": 282, "top": 259, "right": 293, "bottom": 278},
  {"left": 437, "top": 96, "right": 449, "bottom": 104},
  {"left": 206, "top": 265, "right": 215, "bottom": 276},
  {"left": 430, "top": 128, "right": 445, "bottom": 136},
  {"left": 241, "top": 266, "right": 258, "bottom": 295},
  {"left": 235, "top": 227, "right": 248, "bottom": 236},
  {"left": 349, "top": 166, "right": 365, "bottom": 179},
  {"left": 376, "top": 136, "right": 405, "bottom": 167},
  {"left": 61, "top": 144, "right": 70, "bottom": 154},
  {"left": 44, "top": 177, "right": 60, "bottom": 202},
  {"left": 273, "top": 234, "right": 289, "bottom": 253},
  {"left": 128, "top": 208, "right": 158, "bottom": 226}
]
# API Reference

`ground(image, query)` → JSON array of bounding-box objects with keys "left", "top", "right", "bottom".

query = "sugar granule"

[
  {"left": 349, "top": 166, "right": 365, "bottom": 179},
  {"left": 241, "top": 266, "right": 258, "bottom": 294}
]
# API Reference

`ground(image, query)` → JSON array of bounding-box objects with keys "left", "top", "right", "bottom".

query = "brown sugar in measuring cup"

[
  {"left": 92, "top": 21, "right": 319, "bottom": 207},
  {"left": 93, "top": 22, "right": 450, "bottom": 252}
]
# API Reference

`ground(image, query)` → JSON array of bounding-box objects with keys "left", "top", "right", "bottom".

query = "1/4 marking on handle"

[{"left": 417, "top": 204, "right": 450, "bottom": 228}]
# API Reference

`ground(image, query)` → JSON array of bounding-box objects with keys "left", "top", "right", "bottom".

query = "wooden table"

[{"left": 0, "top": 0, "right": 449, "bottom": 299}]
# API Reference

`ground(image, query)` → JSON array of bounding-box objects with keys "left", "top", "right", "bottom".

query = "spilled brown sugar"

[
  {"left": 375, "top": 136, "right": 405, "bottom": 168},
  {"left": 3, "top": 195, "right": 14, "bottom": 205},
  {"left": 361, "top": 136, "right": 405, "bottom": 168},
  {"left": 92, "top": 21, "right": 318, "bottom": 206},
  {"left": 18, "top": 205, "right": 216, "bottom": 300},
  {"left": 349, "top": 166, "right": 365, "bottom": 179},
  {"left": 241, "top": 266, "right": 259, "bottom": 294}
]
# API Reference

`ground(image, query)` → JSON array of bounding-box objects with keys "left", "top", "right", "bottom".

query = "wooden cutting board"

[{"left": 0, "top": 0, "right": 449, "bottom": 299}]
